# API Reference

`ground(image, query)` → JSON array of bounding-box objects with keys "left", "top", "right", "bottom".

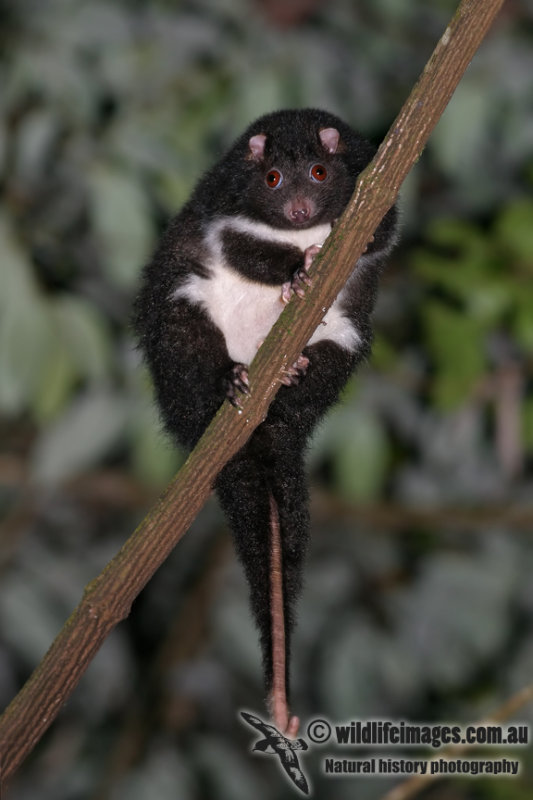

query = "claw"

[
  {"left": 280, "top": 243, "right": 321, "bottom": 304},
  {"left": 279, "top": 354, "right": 309, "bottom": 387},
  {"left": 225, "top": 363, "right": 250, "bottom": 408},
  {"left": 290, "top": 267, "right": 312, "bottom": 299},
  {"left": 295, "top": 354, "right": 309, "bottom": 371},
  {"left": 281, "top": 281, "right": 292, "bottom": 305}
]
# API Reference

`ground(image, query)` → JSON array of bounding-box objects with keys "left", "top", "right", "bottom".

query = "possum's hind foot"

[
  {"left": 280, "top": 354, "right": 309, "bottom": 387},
  {"left": 224, "top": 363, "right": 250, "bottom": 408},
  {"left": 281, "top": 268, "right": 312, "bottom": 303}
]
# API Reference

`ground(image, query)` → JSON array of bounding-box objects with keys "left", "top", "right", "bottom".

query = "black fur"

[{"left": 133, "top": 108, "right": 398, "bottom": 700}]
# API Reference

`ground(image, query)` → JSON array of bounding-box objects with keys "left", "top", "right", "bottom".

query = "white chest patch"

[{"left": 173, "top": 216, "right": 361, "bottom": 364}]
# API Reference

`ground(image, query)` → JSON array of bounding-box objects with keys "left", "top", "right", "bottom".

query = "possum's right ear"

[
  {"left": 248, "top": 134, "right": 267, "bottom": 161},
  {"left": 319, "top": 127, "right": 340, "bottom": 154}
]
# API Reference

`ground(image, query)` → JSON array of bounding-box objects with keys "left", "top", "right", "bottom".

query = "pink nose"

[
  {"left": 285, "top": 199, "right": 314, "bottom": 224},
  {"left": 290, "top": 206, "right": 310, "bottom": 222}
]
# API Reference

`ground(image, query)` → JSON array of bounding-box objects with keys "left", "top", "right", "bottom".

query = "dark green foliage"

[{"left": 413, "top": 206, "right": 533, "bottom": 410}]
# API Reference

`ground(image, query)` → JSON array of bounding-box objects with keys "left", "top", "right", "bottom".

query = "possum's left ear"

[
  {"left": 248, "top": 134, "right": 267, "bottom": 161},
  {"left": 319, "top": 127, "right": 340, "bottom": 154}
]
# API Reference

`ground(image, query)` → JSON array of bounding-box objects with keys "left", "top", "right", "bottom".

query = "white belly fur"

[{"left": 173, "top": 216, "right": 361, "bottom": 364}]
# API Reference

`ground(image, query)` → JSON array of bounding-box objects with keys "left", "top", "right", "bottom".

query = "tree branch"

[
  {"left": 379, "top": 681, "right": 533, "bottom": 800},
  {"left": 0, "top": 0, "right": 505, "bottom": 781}
]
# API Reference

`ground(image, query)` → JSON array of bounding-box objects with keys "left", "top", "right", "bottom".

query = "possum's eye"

[
  {"left": 265, "top": 169, "right": 283, "bottom": 189},
  {"left": 310, "top": 164, "right": 327, "bottom": 182}
]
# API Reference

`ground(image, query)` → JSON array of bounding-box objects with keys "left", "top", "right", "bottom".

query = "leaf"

[
  {"left": 232, "top": 70, "right": 287, "bottom": 133},
  {"left": 31, "top": 389, "right": 129, "bottom": 484},
  {"left": 310, "top": 401, "right": 390, "bottom": 501},
  {"left": 412, "top": 218, "right": 491, "bottom": 300},
  {"left": 52, "top": 295, "right": 112, "bottom": 383},
  {"left": 130, "top": 403, "right": 182, "bottom": 487},
  {"left": 513, "top": 287, "right": 533, "bottom": 350},
  {"left": 30, "top": 339, "right": 77, "bottom": 423},
  {"left": 423, "top": 302, "right": 486, "bottom": 408},
  {"left": 466, "top": 279, "right": 513, "bottom": 325},
  {"left": 321, "top": 615, "right": 423, "bottom": 718},
  {"left": 112, "top": 747, "right": 194, "bottom": 800},
  {"left": 431, "top": 81, "right": 493, "bottom": 199},
  {"left": 391, "top": 540, "right": 517, "bottom": 690},
  {"left": 0, "top": 119, "right": 7, "bottom": 175},
  {"left": 78, "top": 632, "right": 133, "bottom": 719},
  {"left": 0, "top": 293, "right": 52, "bottom": 413},
  {"left": 370, "top": 332, "right": 398, "bottom": 370},
  {"left": 495, "top": 198, "right": 533, "bottom": 268},
  {"left": 212, "top": 582, "right": 262, "bottom": 684},
  {"left": 194, "top": 737, "right": 268, "bottom": 800},
  {"left": 0, "top": 216, "right": 57, "bottom": 413},
  {"left": 13, "top": 109, "right": 59, "bottom": 183},
  {"left": 523, "top": 399, "right": 533, "bottom": 453},
  {"left": 332, "top": 407, "right": 390, "bottom": 502},
  {"left": 0, "top": 575, "right": 64, "bottom": 664},
  {"left": 0, "top": 220, "right": 114, "bottom": 420},
  {"left": 89, "top": 165, "right": 153, "bottom": 290}
]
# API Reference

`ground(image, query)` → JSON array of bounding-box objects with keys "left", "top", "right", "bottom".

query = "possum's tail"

[
  {"left": 268, "top": 491, "right": 300, "bottom": 737},
  {"left": 215, "top": 422, "right": 309, "bottom": 735}
]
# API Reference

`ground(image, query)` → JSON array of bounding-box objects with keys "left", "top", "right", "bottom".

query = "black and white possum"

[{"left": 133, "top": 108, "right": 398, "bottom": 734}]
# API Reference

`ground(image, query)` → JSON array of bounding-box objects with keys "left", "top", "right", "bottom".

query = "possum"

[{"left": 133, "top": 108, "right": 398, "bottom": 735}]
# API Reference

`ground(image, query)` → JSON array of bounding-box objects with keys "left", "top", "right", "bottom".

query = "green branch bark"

[{"left": 0, "top": 0, "right": 505, "bottom": 782}]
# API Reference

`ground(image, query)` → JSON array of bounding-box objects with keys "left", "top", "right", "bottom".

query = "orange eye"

[
  {"left": 310, "top": 164, "right": 327, "bottom": 182},
  {"left": 265, "top": 169, "right": 283, "bottom": 188}
]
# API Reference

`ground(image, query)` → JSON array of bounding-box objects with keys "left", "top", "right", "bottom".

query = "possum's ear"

[
  {"left": 319, "top": 127, "right": 340, "bottom": 154},
  {"left": 248, "top": 134, "right": 267, "bottom": 161}
]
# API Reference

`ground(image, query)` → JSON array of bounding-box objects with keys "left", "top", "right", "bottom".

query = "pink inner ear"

[
  {"left": 319, "top": 127, "right": 340, "bottom": 154},
  {"left": 248, "top": 134, "right": 266, "bottom": 161}
]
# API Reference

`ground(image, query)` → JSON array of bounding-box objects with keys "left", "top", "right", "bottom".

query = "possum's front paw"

[
  {"left": 281, "top": 244, "right": 321, "bottom": 304},
  {"left": 280, "top": 354, "right": 309, "bottom": 387},
  {"left": 224, "top": 363, "right": 250, "bottom": 408},
  {"left": 303, "top": 243, "right": 323, "bottom": 270}
]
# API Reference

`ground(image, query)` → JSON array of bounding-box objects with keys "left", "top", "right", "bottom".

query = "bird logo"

[{"left": 240, "top": 711, "right": 310, "bottom": 795}]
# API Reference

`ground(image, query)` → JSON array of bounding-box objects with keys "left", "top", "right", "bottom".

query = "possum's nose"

[{"left": 285, "top": 198, "right": 315, "bottom": 225}]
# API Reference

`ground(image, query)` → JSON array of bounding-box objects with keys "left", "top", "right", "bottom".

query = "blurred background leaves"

[{"left": 1, "top": 0, "right": 533, "bottom": 798}]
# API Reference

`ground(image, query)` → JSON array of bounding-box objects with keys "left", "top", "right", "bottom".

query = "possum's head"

[{"left": 230, "top": 109, "right": 376, "bottom": 230}]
